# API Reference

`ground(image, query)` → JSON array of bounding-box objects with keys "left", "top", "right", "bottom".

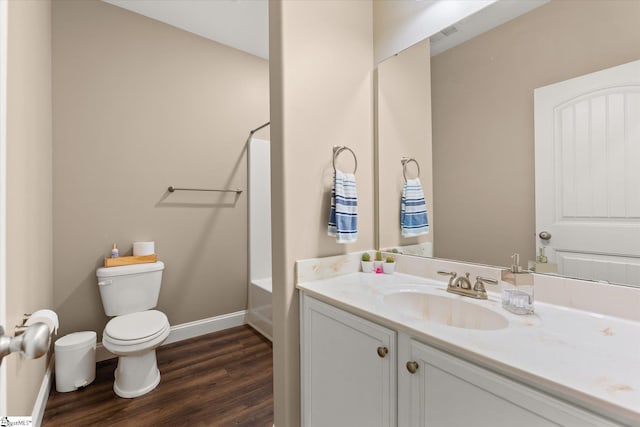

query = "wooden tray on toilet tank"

[{"left": 103, "top": 254, "right": 157, "bottom": 268}]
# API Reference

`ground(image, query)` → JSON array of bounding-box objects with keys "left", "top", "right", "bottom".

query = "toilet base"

[{"left": 113, "top": 350, "right": 161, "bottom": 398}]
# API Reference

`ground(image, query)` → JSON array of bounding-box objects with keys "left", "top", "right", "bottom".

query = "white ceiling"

[{"left": 102, "top": 0, "right": 548, "bottom": 61}]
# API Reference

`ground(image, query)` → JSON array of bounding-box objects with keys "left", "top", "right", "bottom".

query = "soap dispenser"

[
  {"left": 528, "top": 246, "right": 558, "bottom": 273},
  {"left": 537, "top": 247, "right": 547, "bottom": 263},
  {"left": 500, "top": 253, "right": 534, "bottom": 314}
]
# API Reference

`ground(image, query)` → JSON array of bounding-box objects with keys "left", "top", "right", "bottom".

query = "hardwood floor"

[{"left": 43, "top": 325, "right": 273, "bottom": 427}]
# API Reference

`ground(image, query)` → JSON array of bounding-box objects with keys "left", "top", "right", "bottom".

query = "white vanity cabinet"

[
  {"left": 399, "top": 335, "right": 620, "bottom": 427},
  {"left": 301, "top": 293, "right": 624, "bottom": 427},
  {"left": 301, "top": 295, "right": 396, "bottom": 427}
]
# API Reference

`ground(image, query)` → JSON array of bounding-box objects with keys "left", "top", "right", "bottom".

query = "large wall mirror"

[{"left": 375, "top": 0, "right": 640, "bottom": 288}]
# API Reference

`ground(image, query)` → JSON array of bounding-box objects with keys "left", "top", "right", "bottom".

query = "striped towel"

[
  {"left": 401, "top": 178, "right": 429, "bottom": 237},
  {"left": 328, "top": 170, "right": 358, "bottom": 243}
]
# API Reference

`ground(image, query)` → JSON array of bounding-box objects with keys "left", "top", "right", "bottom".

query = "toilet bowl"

[
  {"left": 102, "top": 310, "right": 170, "bottom": 398},
  {"left": 96, "top": 261, "right": 169, "bottom": 398}
]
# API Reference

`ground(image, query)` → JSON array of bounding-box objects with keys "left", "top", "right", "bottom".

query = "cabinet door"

[
  {"left": 301, "top": 295, "right": 396, "bottom": 427},
  {"left": 404, "top": 339, "right": 621, "bottom": 427}
]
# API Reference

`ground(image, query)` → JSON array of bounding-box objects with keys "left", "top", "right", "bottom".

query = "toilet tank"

[{"left": 96, "top": 261, "right": 164, "bottom": 316}]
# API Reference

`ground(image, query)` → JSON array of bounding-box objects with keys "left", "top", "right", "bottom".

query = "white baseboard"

[
  {"left": 96, "top": 310, "right": 248, "bottom": 362},
  {"left": 31, "top": 357, "right": 53, "bottom": 427}
]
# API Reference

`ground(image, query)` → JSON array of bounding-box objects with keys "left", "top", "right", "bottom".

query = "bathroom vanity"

[{"left": 297, "top": 258, "right": 640, "bottom": 427}]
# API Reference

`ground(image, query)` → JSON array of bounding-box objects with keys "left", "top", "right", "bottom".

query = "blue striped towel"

[
  {"left": 328, "top": 170, "right": 358, "bottom": 243},
  {"left": 401, "top": 178, "right": 429, "bottom": 237}
]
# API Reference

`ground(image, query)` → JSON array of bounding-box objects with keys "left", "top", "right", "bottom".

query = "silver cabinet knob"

[
  {"left": 377, "top": 346, "right": 388, "bottom": 358},
  {"left": 539, "top": 231, "right": 552, "bottom": 240},
  {"left": 406, "top": 361, "right": 419, "bottom": 374}
]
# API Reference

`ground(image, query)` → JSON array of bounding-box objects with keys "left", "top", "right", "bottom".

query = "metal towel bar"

[
  {"left": 168, "top": 186, "right": 242, "bottom": 194},
  {"left": 250, "top": 122, "right": 270, "bottom": 135}
]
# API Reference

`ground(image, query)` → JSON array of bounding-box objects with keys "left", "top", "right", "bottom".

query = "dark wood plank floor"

[{"left": 43, "top": 325, "right": 273, "bottom": 427}]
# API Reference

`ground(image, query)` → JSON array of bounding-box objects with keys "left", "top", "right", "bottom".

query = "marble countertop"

[{"left": 297, "top": 272, "right": 640, "bottom": 426}]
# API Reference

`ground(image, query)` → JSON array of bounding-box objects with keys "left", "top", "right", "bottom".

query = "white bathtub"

[{"left": 248, "top": 277, "right": 272, "bottom": 341}]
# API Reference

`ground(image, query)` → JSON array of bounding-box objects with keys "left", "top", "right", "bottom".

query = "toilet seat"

[{"left": 104, "top": 310, "right": 169, "bottom": 347}]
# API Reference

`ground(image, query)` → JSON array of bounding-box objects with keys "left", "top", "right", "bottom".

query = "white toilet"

[{"left": 96, "top": 261, "right": 170, "bottom": 398}]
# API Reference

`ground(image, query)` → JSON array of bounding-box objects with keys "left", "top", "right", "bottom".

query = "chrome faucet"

[
  {"left": 452, "top": 273, "right": 472, "bottom": 290},
  {"left": 437, "top": 271, "right": 496, "bottom": 300}
]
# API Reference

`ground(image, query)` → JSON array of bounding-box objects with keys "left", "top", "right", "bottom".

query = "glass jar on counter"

[{"left": 500, "top": 265, "right": 534, "bottom": 315}]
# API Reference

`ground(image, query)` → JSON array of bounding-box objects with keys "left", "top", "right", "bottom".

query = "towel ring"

[
  {"left": 401, "top": 157, "right": 420, "bottom": 182},
  {"left": 333, "top": 145, "right": 357, "bottom": 174}
]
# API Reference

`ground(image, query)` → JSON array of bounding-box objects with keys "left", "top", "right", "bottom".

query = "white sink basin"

[{"left": 383, "top": 290, "right": 508, "bottom": 330}]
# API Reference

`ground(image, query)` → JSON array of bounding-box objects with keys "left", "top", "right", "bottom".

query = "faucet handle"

[
  {"left": 474, "top": 276, "right": 498, "bottom": 291},
  {"left": 471, "top": 276, "right": 496, "bottom": 300},
  {"left": 437, "top": 271, "right": 456, "bottom": 277},
  {"left": 437, "top": 271, "right": 456, "bottom": 287}
]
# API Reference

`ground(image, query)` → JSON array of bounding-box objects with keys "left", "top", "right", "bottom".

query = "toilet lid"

[{"left": 105, "top": 310, "right": 168, "bottom": 341}]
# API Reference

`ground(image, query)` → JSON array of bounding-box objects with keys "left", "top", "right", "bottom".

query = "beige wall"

[
  {"left": 6, "top": 0, "right": 53, "bottom": 415},
  {"left": 269, "top": 1, "right": 374, "bottom": 425},
  {"left": 52, "top": 1, "right": 269, "bottom": 338},
  {"left": 377, "top": 38, "right": 433, "bottom": 250},
  {"left": 431, "top": 0, "right": 640, "bottom": 267}
]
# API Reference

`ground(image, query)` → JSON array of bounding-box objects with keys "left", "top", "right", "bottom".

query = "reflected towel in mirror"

[{"left": 401, "top": 178, "right": 429, "bottom": 237}]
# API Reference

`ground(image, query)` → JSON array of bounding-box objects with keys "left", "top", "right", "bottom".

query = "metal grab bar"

[{"left": 167, "top": 186, "right": 242, "bottom": 194}]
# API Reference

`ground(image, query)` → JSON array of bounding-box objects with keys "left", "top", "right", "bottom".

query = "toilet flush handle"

[{"left": 98, "top": 280, "right": 112, "bottom": 287}]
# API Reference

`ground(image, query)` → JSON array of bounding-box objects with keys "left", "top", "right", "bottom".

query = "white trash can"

[{"left": 55, "top": 331, "right": 97, "bottom": 392}]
